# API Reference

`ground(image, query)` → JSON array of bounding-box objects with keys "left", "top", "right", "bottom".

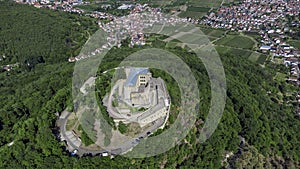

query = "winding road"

[{"left": 58, "top": 110, "right": 108, "bottom": 156}]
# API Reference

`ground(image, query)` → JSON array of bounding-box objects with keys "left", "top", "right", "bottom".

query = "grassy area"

[
  {"left": 215, "top": 45, "right": 267, "bottom": 64},
  {"left": 230, "top": 48, "right": 252, "bottom": 58},
  {"left": 178, "top": 11, "right": 206, "bottom": 18},
  {"left": 163, "top": 0, "right": 238, "bottom": 13},
  {"left": 117, "top": 121, "right": 142, "bottom": 137},
  {"left": 288, "top": 40, "right": 300, "bottom": 50},
  {"left": 80, "top": 130, "right": 95, "bottom": 146},
  {"left": 197, "top": 27, "right": 226, "bottom": 41},
  {"left": 112, "top": 99, "right": 118, "bottom": 107},
  {"left": 199, "top": 27, "right": 225, "bottom": 37},
  {"left": 166, "top": 41, "right": 193, "bottom": 49},
  {"left": 274, "top": 72, "right": 287, "bottom": 82},
  {"left": 273, "top": 58, "right": 284, "bottom": 65},
  {"left": 188, "top": 0, "right": 223, "bottom": 7},
  {"left": 199, "top": 27, "right": 213, "bottom": 34},
  {"left": 162, "top": 28, "right": 264, "bottom": 63},
  {"left": 165, "top": 0, "right": 228, "bottom": 8},
  {"left": 214, "top": 35, "right": 255, "bottom": 50},
  {"left": 150, "top": 23, "right": 164, "bottom": 33},
  {"left": 129, "top": 107, "right": 140, "bottom": 113},
  {"left": 215, "top": 46, "right": 250, "bottom": 58},
  {"left": 137, "top": 0, "right": 171, "bottom": 7},
  {"left": 66, "top": 113, "right": 78, "bottom": 131},
  {"left": 256, "top": 54, "right": 267, "bottom": 64},
  {"left": 248, "top": 52, "right": 268, "bottom": 64},
  {"left": 118, "top": 121, "right": 129, "bottom": 134},
  {"left": 78, "top": 124, "right": 95, "bottom": 146},
  {"left": 179, "top": 33, "right": 207, "bottom": 44},
  {"left": 244, "top": 32, "right": 260, "bottom": 40},
  {"left": 248, "top": 52, "right": 261, "bottom": 62},
  {"left": 206, "top": 29, "right": 226, "bottom": 38},
  {"left": 76, "top": 4, "right": 101, "bottom": 12},
  {"left": 207, "top": 36, "right": 217, "bottom": 41},
  {"left": 125, "top": 122, "right": 142, "bottom": 137},
  {"left": 161, "top": 26, "right": 225, "bottom": 45},
  {"left": 187, "top": 6, "right": 210, "bottom": 12}
]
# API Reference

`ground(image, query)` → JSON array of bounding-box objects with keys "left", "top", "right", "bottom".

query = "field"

[
  {"left": 203, "top": 29, "right": 225, "bottom": 37},
  {"left": 244, "top": 32, "right": 261, "bottom": 40},
  {"left": 158, "top": 0, "right": 241, "bottom": 19},
  {"left": 288, "top": 40, "right": 300, "bottom": 50},
  {"left": 215, "top": 45, "right": 267, "bottom": 64},
  {"left": 214, "top": 35, "right": 255, "bottom": 50},
  {"left": 76, "top": 4, "right": 102, "bottom": 12},
  {"left": 199, "top": 27, "right": 226, "bottom": 41},
  {"left": 187, "top": 0, "right": 243, "bottom": 7},
  {"left": 166, "top": 41, "right": 179, "bottom": 48},
  {"left": 177, "top": 3, "right": 212, "bottom": 19},
  {"left": 151, "top": 15, "right": 264, "bottom": 64},
  {"left": 256, "top": 54, "right": 267, "bottom": 64},
  {"left": 188, "top": 0, "right": 225, "bottom": 7},
  {"left": 150, "top": 0, "right": 235, "bottom": 8},
  {"left": 248, "top": 52, "right": 261, "bottom": 62},
  {"left": 215, "top": 46, "right": 251, "bottom": 57},
  {"left": 178, "top": 11, "right": 207, "bottom": 18},
  {"left": 187, "top": 6, "right": 211, "bottom": 12},
  {"left": 137, "top": 0, "right": 171, "bottom": 7},
  {"left": 248, "top": 52, "right": 268, "bottom": 64},
  {"left": 156, "top": 25, "right": 265, "bottom": 64}
]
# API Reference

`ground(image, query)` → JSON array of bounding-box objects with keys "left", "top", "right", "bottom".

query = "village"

[
  {"left": 10, "top": 0, "right": 299, "bottom": 112},
  {"left": 200, "top": 0, "right": 300, "bottom": 113},
  {"left": 11, "top": 0, "right": 299, "bottom": 76},
  {"left": 67, "top": 4, "right": 188, "bottom": 62},
  {"left": 201, "top": 0, "right": 300, "bottom": 83}
]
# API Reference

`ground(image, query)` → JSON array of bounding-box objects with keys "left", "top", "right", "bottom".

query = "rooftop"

[{"left": 125, "top": 68, "right": 149, "bottom": 87}]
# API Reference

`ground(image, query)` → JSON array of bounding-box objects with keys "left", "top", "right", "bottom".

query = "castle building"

[{"left": 123, "top": 68, "right": 152, "bottom": 107}]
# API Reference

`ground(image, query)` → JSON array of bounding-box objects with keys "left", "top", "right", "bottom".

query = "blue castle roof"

[{"left": 125, "top": 68, "right": 148, "bottom": 87}]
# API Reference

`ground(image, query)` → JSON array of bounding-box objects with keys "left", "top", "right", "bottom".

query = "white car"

[
  {"left": 101, "top": 152, "right": 109, "bottom": 157},
  {"left": 70, "top": 149, "right": 78, "bottom": 156}
]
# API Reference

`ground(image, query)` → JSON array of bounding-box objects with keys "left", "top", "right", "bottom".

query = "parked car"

[
  {"left": 70, "top": 149, "right": 78, "bottom": 156},
  {"left": 101, "top": 152, "right": 109, "bottom": 157}
]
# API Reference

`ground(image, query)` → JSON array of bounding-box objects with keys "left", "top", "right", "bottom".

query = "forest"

[
  {"left": 0, "top": 1, "right": 98, "bottom": 69},
  {"left": 0, "top": 1, "right": 299, "bottom": 168}
]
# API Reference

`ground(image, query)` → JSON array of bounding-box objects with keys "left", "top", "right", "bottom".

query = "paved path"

[
  {"left": 59, "top": 108, "right": 162, "bottom": 156},
  {"left": 58, "top": 110, "right": 107, "bottom": 156},
  {"left": 59, "top": 108, "right": 167, "bottom": 156}
]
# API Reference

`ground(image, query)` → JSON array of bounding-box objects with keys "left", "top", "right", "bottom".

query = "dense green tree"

[{"left": 0, "top": 1, "right": 299, "bottom": 168}]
